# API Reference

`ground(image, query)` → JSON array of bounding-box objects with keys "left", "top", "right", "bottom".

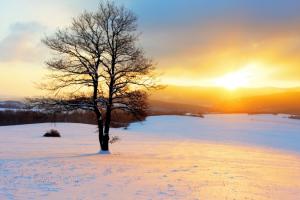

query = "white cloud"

[{"left": 0, "top": 22, "right": 47, "bottom": 63}]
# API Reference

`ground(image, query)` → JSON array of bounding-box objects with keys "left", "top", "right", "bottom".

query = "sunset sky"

[{"left": 1, "top": 0, "right": 300, "bottom": 97}]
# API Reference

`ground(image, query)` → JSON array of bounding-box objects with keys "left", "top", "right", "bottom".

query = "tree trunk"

[
  {"left": 104, "top": 70, "right": 114, "bottom": 152},
  {"left": 104, "top": 108, "right": 111, "bottom": 134},
  {"left": 97, "top": 115, "right": 104, "bottom": 150},
  {"left": 101, "top": 134, "right": 109, "bottom": 151},
  {"left": 103, "top": 106, "right": 111, "bottom": 151},
  {"left": 94, "top": 106, "right": 108, "bottom": 152}
]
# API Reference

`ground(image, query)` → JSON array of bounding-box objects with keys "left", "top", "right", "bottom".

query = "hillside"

[
  {"left": 1, "top": 116, "right": 300, "bottom": 199},
  {"left": 216, "top": 91, "right": 300, "bottom": 114}
]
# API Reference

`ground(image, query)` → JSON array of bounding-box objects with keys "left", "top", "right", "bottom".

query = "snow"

[
  {"left": 1, "top": 115, "right": 300, "bottom": 199},
  {"left": 128, "top": 114, "right": 300, "bottom": 153},
  {"left": 0, "top": 108, "right": 22, "bottom": 111}
]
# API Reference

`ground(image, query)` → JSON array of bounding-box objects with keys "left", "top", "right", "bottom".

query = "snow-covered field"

[
  {"left": 1, "top": 114, "right": 300, "bottom": 199},
  {"left": 129, "top": 114, "right": 300, "bottom": 153}
]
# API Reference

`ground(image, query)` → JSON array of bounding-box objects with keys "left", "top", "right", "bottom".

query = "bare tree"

[{"left": 36, "top": 1, "right": 158, "bottom": 153}]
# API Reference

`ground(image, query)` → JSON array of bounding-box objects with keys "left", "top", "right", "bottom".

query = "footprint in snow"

[{"left": 102, "top": 168, "right": 112, "bottom": 176}]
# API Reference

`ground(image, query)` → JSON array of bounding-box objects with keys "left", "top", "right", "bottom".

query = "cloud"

[{"left": 0, "top": 22, "right": 47, "bottom": 63}]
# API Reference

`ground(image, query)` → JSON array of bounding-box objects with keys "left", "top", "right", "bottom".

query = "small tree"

[{"left": 36, "top": 1, "right": 158, "bottom": 153}]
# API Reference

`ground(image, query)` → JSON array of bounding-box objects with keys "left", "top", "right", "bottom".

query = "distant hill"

[
  {"left": 149, "top": 100, "right": 211, "bottom": 115},
  {"left": 215, "top": 91, "right": 300, "bottom": 114},
  {"left": 2, "top": 86, "right": 300, "bottom": 115},
  {"left": 0, "top": 101, "right": 25, "bottom": 109}
]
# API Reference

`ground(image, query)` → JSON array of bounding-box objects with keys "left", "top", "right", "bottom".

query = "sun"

[
  {"left": 214, "top": 64, "right": 256, "bottom": 90},
  {"left": 215, "top": 71, "right": 249, "bottom": 90}
]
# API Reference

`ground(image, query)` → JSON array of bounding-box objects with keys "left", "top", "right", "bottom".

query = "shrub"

[
  {"left": 109, "top": 136, "right": 120, "bottom": 144},
  {"left": 43, "top": 129, "right": 61, "bottom": 137},
  {"left": 289, "top": 115, "right": 300, "bottom": 120}
]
